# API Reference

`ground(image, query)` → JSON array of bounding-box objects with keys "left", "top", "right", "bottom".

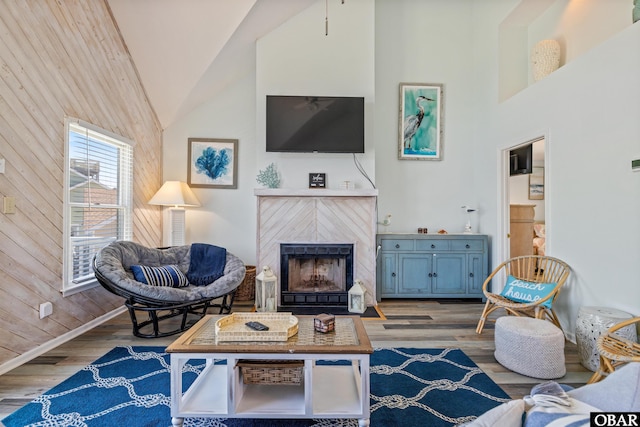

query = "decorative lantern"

[
  {"left": 255, "top": 265, "right": 277, "bottom": 312},
  {"left": 348, "top": 279, "right": 366, "bottom": 314}
]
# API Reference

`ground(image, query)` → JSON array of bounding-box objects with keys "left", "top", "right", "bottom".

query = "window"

[{"left": 63, "top": 118, "right": 133, "bottom": 295}]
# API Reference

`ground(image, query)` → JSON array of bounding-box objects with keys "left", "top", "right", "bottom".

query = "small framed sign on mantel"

[{"left": 309, "top": 173, "right": 326, "bottom": 188}]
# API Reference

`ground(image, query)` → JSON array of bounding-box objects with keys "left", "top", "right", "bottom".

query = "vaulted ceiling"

[{"left": 107, "top": 0, "right": 317, "bottom": 129}]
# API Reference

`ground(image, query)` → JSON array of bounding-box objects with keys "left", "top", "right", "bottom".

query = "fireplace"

[
  {"left": 255, "top": 189, "right": 378, "bottom": 306},
  {"left": 280, "top": 243, "right": 354, "bottom": 307}
]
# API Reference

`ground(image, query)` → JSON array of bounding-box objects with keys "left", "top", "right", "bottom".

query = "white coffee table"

[{"left": 166, "top": 315, "right": 373, "bottom": 426}]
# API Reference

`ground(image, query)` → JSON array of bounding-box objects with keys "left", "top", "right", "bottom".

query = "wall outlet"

[
  {"left": 39, "top": 302, "right": 53, "bottom": 319},
  {"left": 0, "top": 158, "right": 5, "bottom": 174},
  {"left": 3, "top": 196, "right": 16, "bottom": 214}
]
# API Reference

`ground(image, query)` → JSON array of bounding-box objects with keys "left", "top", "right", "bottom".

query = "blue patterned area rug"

[{"left": 2, "top": 346, "right": 510, "bottom": 427}]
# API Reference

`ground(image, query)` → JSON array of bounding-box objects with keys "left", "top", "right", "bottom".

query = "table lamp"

[{"left": 148, "top": 181, "right": 200, "bottom": 246}]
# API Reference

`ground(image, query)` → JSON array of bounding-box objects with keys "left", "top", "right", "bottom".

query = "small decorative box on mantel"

[
  {"left": 314, "top": 313, "right": 335, "bottom": 333},
  {"left": 309, "top": 173, "right": 326, "bottom": 188}
]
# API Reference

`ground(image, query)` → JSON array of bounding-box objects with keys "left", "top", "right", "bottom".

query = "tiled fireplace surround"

[{"left": 255, "top": 189, "right": 378, "bottom": 308}]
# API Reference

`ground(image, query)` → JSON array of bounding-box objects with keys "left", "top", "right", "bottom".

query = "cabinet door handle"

[
  {"left": 466, "top": 244, "right": 470, "bottom": 248},
  {"left": 469, "top": 272, "right": 474, "bottom": 277},
  {"left": 391, "top": 272, "right": 396, "bottom": 277},
  {"left": 431, "top": 244, "right": 435, "bottom": 249},
  {"left": 428, "top": 273, "right": 433, "bottom": 277},
  {"left": 433, "top": 272, "right": 437, "bottom": 277},
  {"left": 395, "top": 244, "right": 400, "bottom": 248}
]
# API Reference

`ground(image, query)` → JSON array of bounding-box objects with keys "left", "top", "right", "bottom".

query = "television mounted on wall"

[
  {"left": 509, "top": 144, "right": 532, "bottom": 176},
  {"left": 266, "top": 95, "right": 365, "bottom": 153}
]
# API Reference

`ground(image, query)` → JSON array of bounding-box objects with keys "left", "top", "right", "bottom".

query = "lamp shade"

[{"left": 148, "top": 181, "right": 200, "bottom": 207}]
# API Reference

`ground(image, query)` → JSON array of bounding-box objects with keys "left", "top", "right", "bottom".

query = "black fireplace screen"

[
  {"left": 280, "top": 243, "right": 353, "bottom": 306},
  {"left": 287, "top": 258, "right": 346, "bottom": 293}
]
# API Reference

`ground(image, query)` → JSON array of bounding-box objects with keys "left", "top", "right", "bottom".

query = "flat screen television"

[
  {"left": 509, "top": 144, "right": 532, "bottom": 176},
  {"left": 266, "top": 95, "right": 364, "bottom": 153}
]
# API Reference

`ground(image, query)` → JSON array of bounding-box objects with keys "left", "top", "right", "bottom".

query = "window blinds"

[{"left": 64, "top": 120, "right": 133, "bottom": 293}]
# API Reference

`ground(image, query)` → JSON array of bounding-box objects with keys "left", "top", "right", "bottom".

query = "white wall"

[
  {"left": 162, "top": 0, "right": 375, "bottom": 265},
  {"left": 162, "top": 74, "right": 258, "bottom": 264},
  {"left": 256, "top": 0, "right": 376, "bottom": 191},
  {"left": 473, "top": 2, "right": 640, "bottom": 337},
  {"left": 162, "top": 0, "right": 639, "bottom": 332},
  {"left": 528, "top": 0, "right": 630, "bottom": 80},
  {"left": 375, "top": 0, "right": 478, "bottom": 235}
]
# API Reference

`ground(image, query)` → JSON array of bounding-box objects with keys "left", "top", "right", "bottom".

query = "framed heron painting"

[
  {"left": 398, "top": 83, "right": 444, "bottom": 160},
  {"left": 187, "top": 138, "right": 238, "bottom": 188}
]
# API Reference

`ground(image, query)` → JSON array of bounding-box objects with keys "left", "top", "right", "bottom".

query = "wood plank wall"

[{"left": 0, "top": 0, "right": 162, "bottom": 366}]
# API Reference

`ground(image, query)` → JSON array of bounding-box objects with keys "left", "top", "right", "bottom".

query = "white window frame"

[{"left": 62, "top": 118, "right": 134, "bottom": 296}]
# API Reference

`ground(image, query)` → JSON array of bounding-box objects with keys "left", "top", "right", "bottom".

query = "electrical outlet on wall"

[{"left": 39, "top": 302, "right": 53, "bottom": 319}]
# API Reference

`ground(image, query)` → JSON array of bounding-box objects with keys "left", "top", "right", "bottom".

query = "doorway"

[{"left": 501, "top": 137, "right": 546, "bottom": 267}]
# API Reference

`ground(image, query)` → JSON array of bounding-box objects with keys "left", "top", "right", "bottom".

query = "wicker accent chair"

[
  {"left": 93, "top": 241, "right": 246, "bottom": 338},
  {"left": 475, "top": 255, "right": 571, "bottom": 334},
  {"left": 588, "top": 317, "right": 640, "bottom": 384}
]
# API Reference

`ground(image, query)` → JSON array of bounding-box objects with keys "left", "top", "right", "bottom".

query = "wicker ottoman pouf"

[{"left": 494, "top": 316, "right": 566, "bottom": 379}]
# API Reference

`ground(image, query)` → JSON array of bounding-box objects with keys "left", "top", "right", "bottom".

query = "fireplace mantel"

[
  {"left": 255, "top": 188, "right": 378, "bottom": 307},
  {"left": 254, "top": 188, "right": 378, "bottom": 197}
]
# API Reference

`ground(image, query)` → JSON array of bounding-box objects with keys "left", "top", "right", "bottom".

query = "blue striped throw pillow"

[{"left": 130, "top": 265, "right": 189, "bottom": 288}]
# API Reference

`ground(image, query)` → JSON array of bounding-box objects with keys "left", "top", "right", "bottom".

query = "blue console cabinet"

[{"left": 376, "top": 234, "right": 489, "bottom": 300}]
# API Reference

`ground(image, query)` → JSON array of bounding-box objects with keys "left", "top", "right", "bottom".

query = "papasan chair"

[{"left": 93, "top": 240, "right": 246, "bottom": 338}]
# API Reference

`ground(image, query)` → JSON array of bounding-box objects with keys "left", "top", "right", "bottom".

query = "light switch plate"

[
  {"left": 3, "top": 196, "right": 16, "bottom": 214},
  {"left": 0, "top": 158, "right": 5, "bottom": 174}
]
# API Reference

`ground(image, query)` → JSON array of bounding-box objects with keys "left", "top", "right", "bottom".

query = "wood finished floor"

[{"left": 0, "top": 299, "right": 593, "bottom": 422}]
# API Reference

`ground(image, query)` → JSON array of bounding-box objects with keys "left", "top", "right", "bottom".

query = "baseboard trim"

[{"left": 0, "top": 306, "right": 127, "bottom": 376}]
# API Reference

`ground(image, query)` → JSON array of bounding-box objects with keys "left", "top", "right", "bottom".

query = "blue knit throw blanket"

[{"left": 187, "top": 243, "right": 227, "bottom": 286}]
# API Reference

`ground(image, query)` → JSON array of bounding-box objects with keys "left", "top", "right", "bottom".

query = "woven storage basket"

[
  {"left": 235, "top": 265, "right": 256, "bottom": 301},
  {"left": 238, "top": 360, "right": 304, "bottom": 385}
]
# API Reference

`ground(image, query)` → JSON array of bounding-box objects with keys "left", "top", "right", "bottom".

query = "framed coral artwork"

[{"left": 187, "top": 138, "right": 238, "bottom": 189}]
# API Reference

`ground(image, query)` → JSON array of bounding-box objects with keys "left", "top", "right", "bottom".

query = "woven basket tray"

[
  {"left": 214, "top": 312, "right": 298, "bottom": 342},
  {"left": 237, "top": 360, "right": 304, "bottom": 385},
  {"left": 235, "top": 265, "right": 256, "bottom": 301}
]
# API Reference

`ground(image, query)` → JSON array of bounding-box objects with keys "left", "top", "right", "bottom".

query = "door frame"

[{"left": 498, "top": 133, "right": 549, "bottom": 285}]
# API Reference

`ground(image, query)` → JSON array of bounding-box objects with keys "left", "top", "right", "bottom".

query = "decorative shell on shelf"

[
  {"left": 256, "top": 163, "right": 280, "bottom": 188},
  {"left": 531, "top": 39, "right": 561, "bottom": 82}
]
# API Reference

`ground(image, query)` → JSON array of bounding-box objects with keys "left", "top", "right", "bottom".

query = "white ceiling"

[{"left": 107, "top": 0, "right": 317, "bottom": 129}]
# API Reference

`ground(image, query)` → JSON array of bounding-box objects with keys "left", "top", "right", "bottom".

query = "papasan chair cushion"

[{"left": 94, "top": 240, "right": 246, "bottom": 338}]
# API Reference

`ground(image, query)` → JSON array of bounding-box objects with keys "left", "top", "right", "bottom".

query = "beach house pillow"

[
  {"left": 500, "top": 275, "right": 556, "bottom": 308},
  {"left": 130, "top": 265, "right": 189, "bottom": 288}
]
